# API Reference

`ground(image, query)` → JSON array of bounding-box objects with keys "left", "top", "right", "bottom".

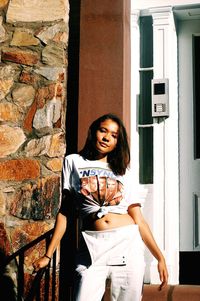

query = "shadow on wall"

[
  {"left": 0, "top": 228, "right": 57, "bottom": 301},
  {"left": 0, "top": 249, "right": 17, "bottom": 301},
  {"left": 65, "top": 0, "right": 81, "bottom": 155}
]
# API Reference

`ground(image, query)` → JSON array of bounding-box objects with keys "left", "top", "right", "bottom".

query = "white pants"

[{"left": 74, "top": 224, "right": 145, "bottom": 301}]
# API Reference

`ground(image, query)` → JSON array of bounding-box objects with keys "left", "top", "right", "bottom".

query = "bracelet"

[{"left": 44, "top": 254, "right": 51, "bottom": 260}]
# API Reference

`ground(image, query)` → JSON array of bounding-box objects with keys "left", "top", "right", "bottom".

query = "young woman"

[{"left": 33, "top": 113, "right": 168, "bottom": 301}]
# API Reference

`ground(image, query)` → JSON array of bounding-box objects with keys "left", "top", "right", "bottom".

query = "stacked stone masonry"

[{"left": 0, "top": 0, "right": 69, "bottom": 299}]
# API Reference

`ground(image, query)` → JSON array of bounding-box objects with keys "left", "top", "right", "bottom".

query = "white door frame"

[{"left": 131, "top": 5, "right": 179, "bottom": 285}]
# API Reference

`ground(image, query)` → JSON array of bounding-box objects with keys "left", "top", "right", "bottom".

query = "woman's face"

[{"left": 95, "top": 119, "right": 119, "bottom": 158}]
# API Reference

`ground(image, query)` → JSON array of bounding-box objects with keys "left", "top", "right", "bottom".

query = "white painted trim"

[
  {"left": 130, "top": 9, "right": 140, "bottom": 183},
  {"left": 130, "top": 6, "right": 179, "bottom": 284},
  {"left": 151, "top": 7, "right": 179, "bottom": 285}
]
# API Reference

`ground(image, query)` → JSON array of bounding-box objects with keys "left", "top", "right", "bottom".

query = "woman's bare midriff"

[{"left": 87, "top": 213, "right": 135, "bottom": 231}]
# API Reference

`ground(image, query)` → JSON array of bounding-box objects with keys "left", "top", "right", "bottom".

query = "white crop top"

[{"left": 62, "top": 154, "right": 141, "bottom": 218}]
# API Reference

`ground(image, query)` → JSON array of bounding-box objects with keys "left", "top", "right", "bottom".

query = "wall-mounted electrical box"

[{"left": 151, "top": 78, "right": 169, "bottom": 117}]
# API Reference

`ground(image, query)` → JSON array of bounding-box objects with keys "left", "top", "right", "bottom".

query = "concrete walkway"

[
  {"left": 142, "top": 284, "right": 200, "bottom": 301},
  {"left": 102, "top": 284, "right": 200, "bottom": 301}
]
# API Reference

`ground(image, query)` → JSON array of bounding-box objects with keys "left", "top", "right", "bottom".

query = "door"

[{"left": 178, "top": 18, "right": 200, "bottom": 284}]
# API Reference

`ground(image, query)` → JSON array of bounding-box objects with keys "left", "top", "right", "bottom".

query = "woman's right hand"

[
  {"left": 32, "top": 212, "right": 67, "bottom": 273},
  {"left": 33, "top": 256, "right": 50, "bottom": 273}
]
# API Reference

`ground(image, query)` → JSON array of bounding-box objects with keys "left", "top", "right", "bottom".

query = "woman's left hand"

[
  {"left": 128, "top": 205, "right": 169, "bottom": 290},
  {"left": 157, "top": 258, "right": 168, "bottom": 290}
]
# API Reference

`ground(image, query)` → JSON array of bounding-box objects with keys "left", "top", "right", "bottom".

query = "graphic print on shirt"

[{"left": 79, "top": 167, "right": 123, "bottom": 207}]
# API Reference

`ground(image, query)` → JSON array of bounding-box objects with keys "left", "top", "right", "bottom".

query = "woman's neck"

[
  {"left": 94, "top": 153, "right": 108, "bottom": 162},
  {"left": 98, "top": 156, "right": 107, "bottom": 162}
]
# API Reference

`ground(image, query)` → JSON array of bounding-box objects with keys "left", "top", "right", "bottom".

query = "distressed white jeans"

[{"left": 74, "top": 224, "right": 145, "bottom": 301}]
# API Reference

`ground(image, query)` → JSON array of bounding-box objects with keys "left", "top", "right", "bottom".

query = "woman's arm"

[
  {"left": 33, "top": 212, "right": 67, "bottom": 272},
  {"left": 128, "top": 205, "right": 168, "bottom": 290}
]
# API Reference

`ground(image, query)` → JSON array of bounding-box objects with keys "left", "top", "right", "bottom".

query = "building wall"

[
  {"left": 0, "top": 0, "right": 69, "bottom": 297},
  {"left": 78, "top": 0, "right": 131, "bottom": 150},
  {"left": 131, "top": 0, "right": 200, "bottom": 285}
]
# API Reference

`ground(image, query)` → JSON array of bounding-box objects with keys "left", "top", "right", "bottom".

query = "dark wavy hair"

[{"left": 79, "top": 113, "right": 130, "bottom": 175}]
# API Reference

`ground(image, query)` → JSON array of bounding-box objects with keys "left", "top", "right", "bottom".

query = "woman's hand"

[
  {"left": 157, "top": 257, "right": 168, "bottom": 290},
  {"left": 33, "top": 256, "right": 50, "bottom": 273},
  {"left": 32, "top": 212, "right": 67, "bottom": 274},
  {"left": 128, "top": 205, "right": 169, "bottom": 289}
]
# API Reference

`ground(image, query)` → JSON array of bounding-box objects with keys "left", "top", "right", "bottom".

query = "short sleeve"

[
  {"left": 123, "top": 168, "right": 142, "bottom": 207},
  {"left": 62, "top": 155, "right": 73, "bottom": 190}
]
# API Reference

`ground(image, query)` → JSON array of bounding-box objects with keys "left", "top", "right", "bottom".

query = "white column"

[
  {"left": 130, "top": 8, "right": 153, "bottom": 283},
  {"left": 130, "top": 9, "right": 140, "bottom": 183},
  {"left": 150, "top": 6, "right": 179, "bottom": 284}
]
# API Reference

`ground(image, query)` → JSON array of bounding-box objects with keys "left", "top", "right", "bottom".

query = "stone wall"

[{"left": 0, "top": 0, "right": 69, "bottom": 297}]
